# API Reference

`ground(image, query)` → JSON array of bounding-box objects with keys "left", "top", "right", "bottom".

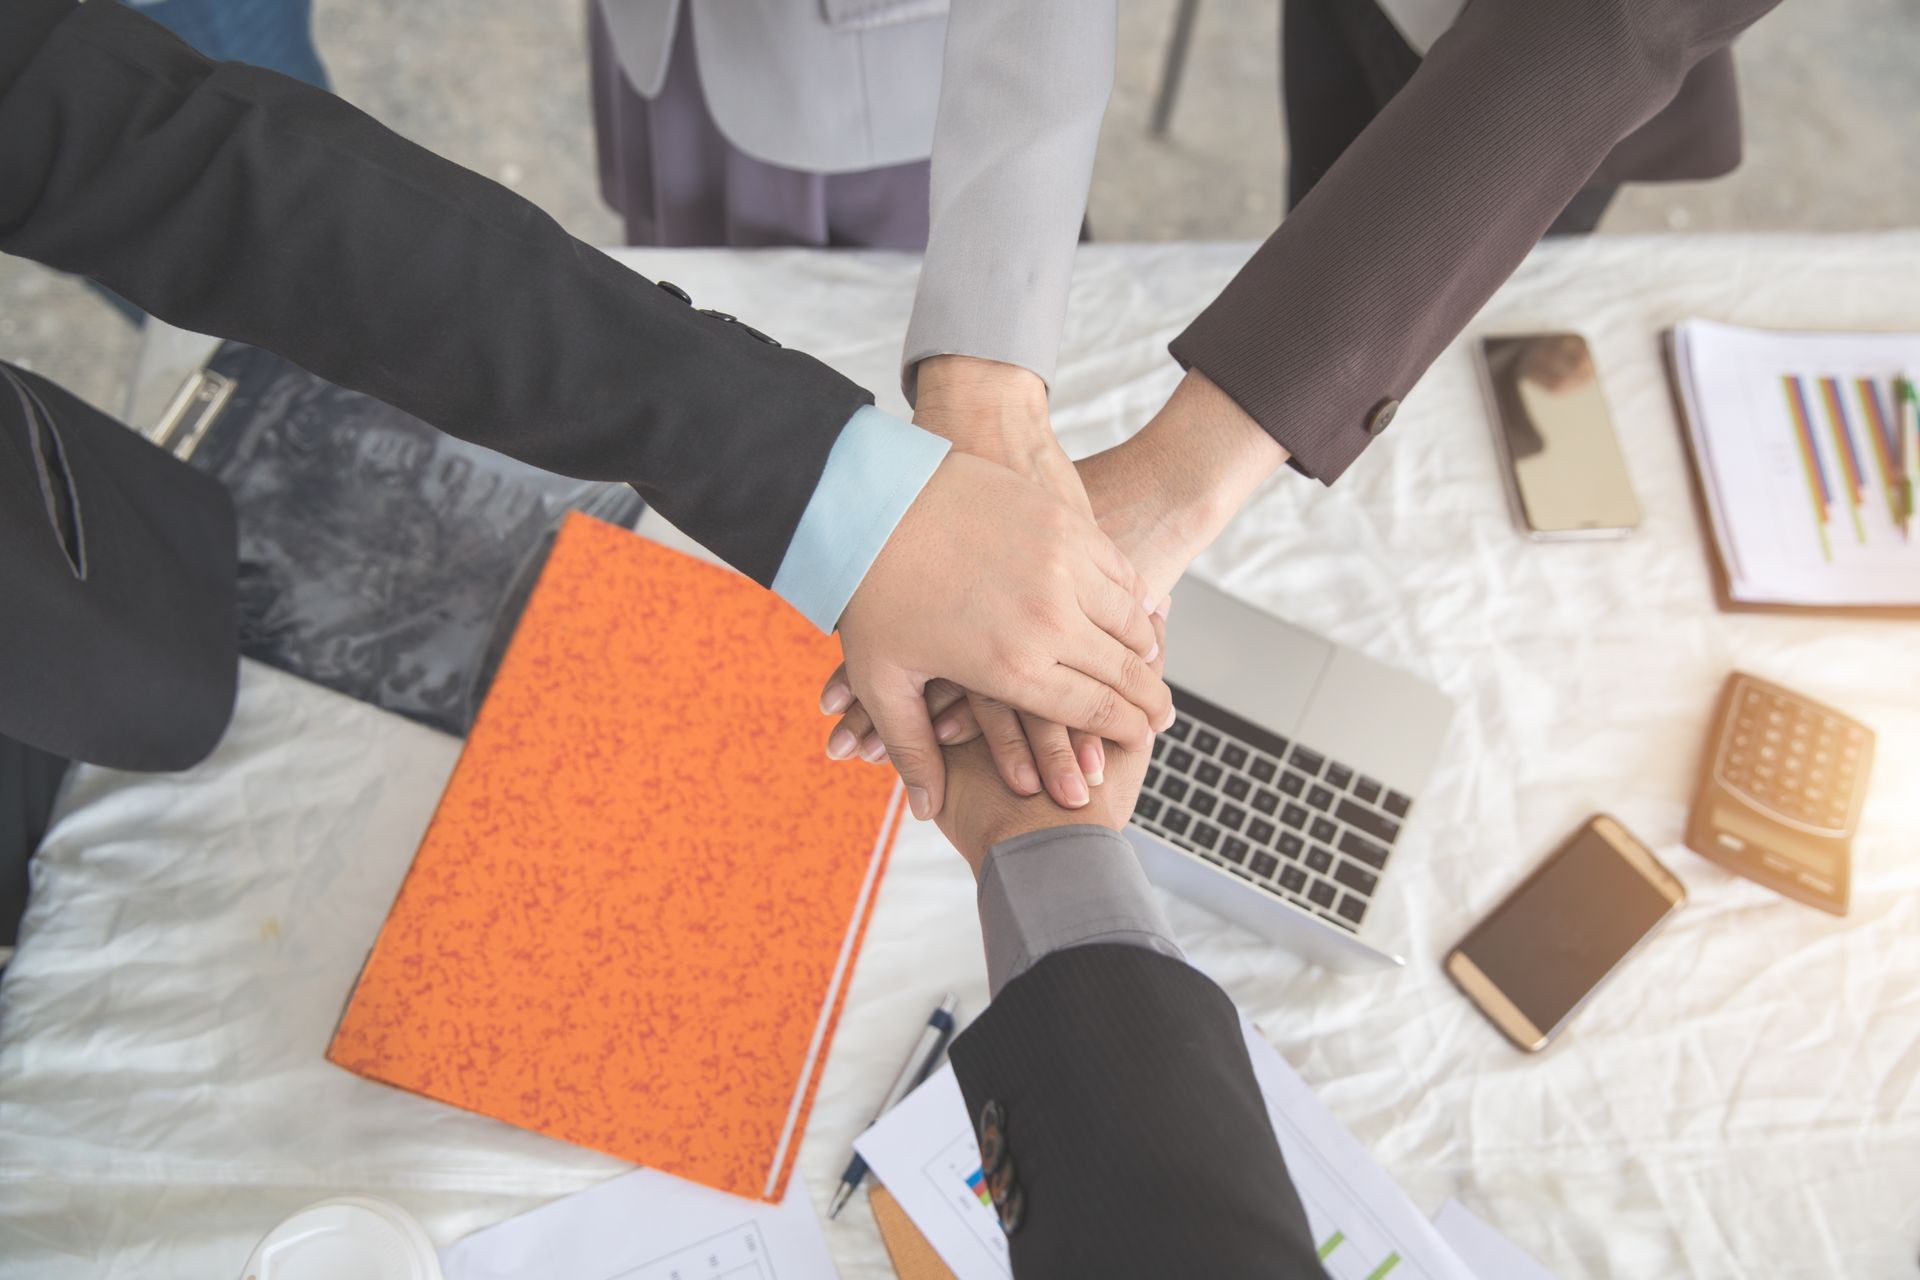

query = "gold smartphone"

[
  {"left": 1478, "top": 333, "right": 1641, "bottom": 539},
  {"left": 1446, "top": 815, "right": 1685, "bottom": 1052}
]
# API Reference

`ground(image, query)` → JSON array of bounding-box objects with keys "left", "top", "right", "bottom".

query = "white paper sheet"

[
  {"left": 854, "top": 1021, "right": 1476, "bottom": 1280},
  {"left": 1429, "top": 1200, "right": 1558, "bottom": 1280},
  {"left": 1671, "top": 319, "right": 1920, "bottom": 605},
  {"left": 439, "top": 1170, "right": 839, "bottom": 1280}
]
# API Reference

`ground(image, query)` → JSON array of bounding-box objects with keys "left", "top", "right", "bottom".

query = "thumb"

[{"left": 860, "top": 673, "right": 947, "bottom": 822}]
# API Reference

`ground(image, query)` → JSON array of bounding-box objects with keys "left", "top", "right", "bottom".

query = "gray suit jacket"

[
  {"left": 598, "top": 0, "right": 1108, "bottom": 403},
  {"left": 596, "top": 0, "right": 947, "bottom": 173}
]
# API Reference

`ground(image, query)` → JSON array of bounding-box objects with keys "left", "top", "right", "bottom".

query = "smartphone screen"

[
  {"left": 1453, "top": 820, "right": 1680, "bottom": 1045},
  {"left": 1480, "top": 334, "right": 1641, "bottom": 536}
]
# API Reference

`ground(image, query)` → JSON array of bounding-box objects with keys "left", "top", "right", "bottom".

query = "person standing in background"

[{"left": 586, "top": 0, "right": 944, "bottom": 249}]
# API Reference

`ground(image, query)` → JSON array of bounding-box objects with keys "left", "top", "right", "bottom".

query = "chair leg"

[{"left": 1149, "top": 0, "right": 1203, "bottom": 137}]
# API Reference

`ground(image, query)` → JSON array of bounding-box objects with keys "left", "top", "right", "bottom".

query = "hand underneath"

[
  {"left": 834, "top": 450, "right": 1170, "bottom": 823},
  {"left": 931, "top": 608, "right": 1165, "bottom": 878}
]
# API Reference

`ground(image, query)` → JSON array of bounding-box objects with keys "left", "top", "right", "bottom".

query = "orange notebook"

[{"left": 327, "top": 513, "right": 904, "bottom": 1201}]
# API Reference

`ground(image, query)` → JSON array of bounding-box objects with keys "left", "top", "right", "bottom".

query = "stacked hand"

[{"left": 826, "top": 355, "right": 1288, "bottom": 826}]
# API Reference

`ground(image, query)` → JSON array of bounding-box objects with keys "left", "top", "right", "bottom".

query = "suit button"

[
  {"left": 698, "top": 308, "right": 737, "bottom": 323},
  {"left": 740, "top": 323, "right": 781, "bottom": 348},
  {"left": 656, "top": 280, "right": 691, "bottom": 305},
  {"left": 979, "top": 1100, "right": 1004, "bottom": 1137},
  {"left": 1365, "top": 397, "right": 1399, "bottom": 436},
  {"left": 996, "top": 1184, "right": 1025, "bottom": 1234},
  {"left": 979, "top": 1124, "right": 1006, "bottom": 1176},
  {"left": 986, "top": 1159, "right": 1015, "bottom": 1206}
]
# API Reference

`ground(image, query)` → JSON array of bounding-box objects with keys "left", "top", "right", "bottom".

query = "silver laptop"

[{"left": 1127, "top": 579, "right": 1455, "bottom": 972}]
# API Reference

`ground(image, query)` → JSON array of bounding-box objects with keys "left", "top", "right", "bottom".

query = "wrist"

[
  {"left": 1135, "top": 370, "right": 1288, "bottom": 540},
  {"left": 912, "top": 355, "right": 1048, "bottom": 418}
]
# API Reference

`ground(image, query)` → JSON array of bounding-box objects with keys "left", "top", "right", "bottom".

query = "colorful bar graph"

[
  {"left": 964, "top": 1167, "right": 990, "bottom": 1209},
  {"left": 1782, "top": 375, "right": 1834, "bottom": 562},
  {"left": 1855, "top": 377, "right": 1902, "bottom": 520},
  {"left": 1818, "top": 376, "right": 1868, "bottom": 542},
  {"left": 1317, "top": 1228, "right": 1400, "bottom": 1278}
]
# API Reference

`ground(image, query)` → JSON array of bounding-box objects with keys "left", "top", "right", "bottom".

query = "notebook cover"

[
  {"left": 327, "top": 513, "right": 904, "bottom": 1200},
  {"left": 871, "top": 1184, "right": 961, "bottom": 1280}
]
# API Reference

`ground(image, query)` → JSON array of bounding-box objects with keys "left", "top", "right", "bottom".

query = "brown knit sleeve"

[{"left": 1170, "top": 0, "right": 1779, "bottom": 483}]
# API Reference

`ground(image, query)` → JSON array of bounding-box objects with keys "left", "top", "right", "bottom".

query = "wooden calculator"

[{"left": 1687, "top": 673, "right": 1874, "bottom": 915}]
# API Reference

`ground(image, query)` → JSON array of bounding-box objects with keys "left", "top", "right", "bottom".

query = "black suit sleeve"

[
  {"left": 0, "top": 0, "right": 871, "bottom": 587},
  {"left": 948, "top": 944, "right": 1328, "bottom": 1279}
]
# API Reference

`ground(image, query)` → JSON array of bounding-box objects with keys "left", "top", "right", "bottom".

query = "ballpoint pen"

[{"left": 827, "top": 993, "right": 957, "bottom": 1219}]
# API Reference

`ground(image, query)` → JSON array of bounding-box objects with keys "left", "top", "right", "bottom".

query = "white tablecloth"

[{"left": 3, "top": 234, "right": 1917, "bottom": 1278}]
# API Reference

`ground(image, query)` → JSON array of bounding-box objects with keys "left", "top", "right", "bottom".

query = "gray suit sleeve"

[
  {"left": 899, "top": 0, "right": 1116, "bottom": 402},
  {"left": 976, "top": 824, "right": 1183, "bottom": 997}
]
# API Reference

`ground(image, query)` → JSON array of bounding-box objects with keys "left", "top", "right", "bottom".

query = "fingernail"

[
  {"left": 1141, "top": 594, "right": 1156, "bottom": 613},
  {"left": 820, "top": 682, "right": 852, "bottom": 715},
  {"left": 1015, "top": 763, "right": 1041, "bottom": 794},
  {"left": 1061, "top": 774, "right": 1089, "bottom": 807},
  {"left": 908, "top": 786, "right": 931, "bottom": 820},
  {"left": 1155, "top": 596, "right": 1172, "bottom": 620},
  {"left": 935, "top": 718, "right": 961, "bottom": 743},
  {"left": 1159, "top": 707, "right": 1178, "bottom": 732},
  {"left": 826, "top": 727, "right": 858, "bottom": 759},
  {"left": 860, "top": 734, "right": 888, "bottom": 763},
  {"left": 1081, "top": 742, "right": 1105, "bottom": 787},
  {"left": 1144, "top": 641, "right": 1159, "bottom": 663}
]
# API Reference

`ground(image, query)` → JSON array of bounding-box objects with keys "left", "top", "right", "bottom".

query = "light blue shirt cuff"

[{"left": 771, "top": 404, "right": 951, "bottom": 633}]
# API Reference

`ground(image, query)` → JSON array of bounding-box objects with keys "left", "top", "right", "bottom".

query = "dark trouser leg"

[
  {"left": 1281, "top": 0, "right": 1383, "bottom": 210},
  {"left": 0, "top": 737, "right": 70, "bottom": 948}
]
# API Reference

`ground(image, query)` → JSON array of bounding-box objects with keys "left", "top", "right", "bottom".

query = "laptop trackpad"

[
  {"left": 1294, "top": 647, "right": 1454, "bottom": 793},
  {"left": 1165, "top": 583, "right": 1330, "bottom": 735}
]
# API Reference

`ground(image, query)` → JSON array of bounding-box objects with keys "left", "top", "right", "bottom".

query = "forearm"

[
  {"left": 1172, "top": 0, "right": 1778, "bottom": 483},
  {"left": 901, "top": 0, "right": 1115, "bottom": 400},
  {"left": 0, "top": 0, "right": 870, "bottom": 586},
  {"left": 1080, "top": 370, "right": 1288, "bottom": 598}
]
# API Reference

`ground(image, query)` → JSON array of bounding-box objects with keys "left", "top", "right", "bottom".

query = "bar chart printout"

[
  {"left": 854, "top": 1023, "right": 1478, "bottom": 1280},
  {"left": 1671, "top": 320, "right": 1920, "bottom": 607}
]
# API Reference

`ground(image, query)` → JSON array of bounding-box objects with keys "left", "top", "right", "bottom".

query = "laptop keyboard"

[{"left": 1131, "top": 684, "right": 1414, "bottom": 933}]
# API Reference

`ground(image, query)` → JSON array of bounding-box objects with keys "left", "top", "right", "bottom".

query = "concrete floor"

[{"left": 4, "top": 0, "right": 1917, "bottom": 417}]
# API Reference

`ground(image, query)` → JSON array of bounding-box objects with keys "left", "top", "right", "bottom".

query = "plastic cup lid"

[{"left": 241, "top": 1196, "right": 442, "bottom": 1280}]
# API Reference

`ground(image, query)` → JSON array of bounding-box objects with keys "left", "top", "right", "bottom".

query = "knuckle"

[{"left": 1085, "top": 686, "right": 1122, "bottom": 733}]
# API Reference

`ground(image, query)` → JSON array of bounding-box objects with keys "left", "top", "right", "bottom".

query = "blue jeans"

[{"left": 127, "top": 0, "right": 329, "bottom": 90}]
